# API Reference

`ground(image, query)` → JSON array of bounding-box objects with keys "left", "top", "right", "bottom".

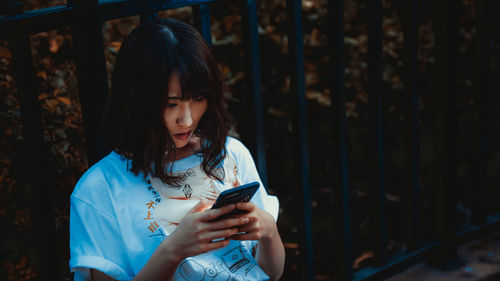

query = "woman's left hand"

[
  {"left": 229, "top": 201, "right": 284, "bottom": 281},
  {"left": 229, "top": 202, "right": 278, "bottom": 242}
]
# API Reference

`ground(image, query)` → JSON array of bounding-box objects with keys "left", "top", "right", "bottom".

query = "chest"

[{"left": 149, "top": 155, "right": 241, "bottom": 235}]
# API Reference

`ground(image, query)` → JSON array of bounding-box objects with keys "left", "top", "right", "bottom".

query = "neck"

[{"left": 166, "top": 136, "right": 201, "bottom": 162}]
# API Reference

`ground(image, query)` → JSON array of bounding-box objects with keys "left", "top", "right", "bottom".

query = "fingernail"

[{"left": 243, "top": 218, "right": 249, "bottom": 223}]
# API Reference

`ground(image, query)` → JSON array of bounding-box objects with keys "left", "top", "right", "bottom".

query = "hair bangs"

[{"left": 174, "top": 46, "right": 214, "bottom": 100}]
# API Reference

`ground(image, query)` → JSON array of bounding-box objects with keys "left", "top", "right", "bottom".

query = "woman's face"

[{"left": 163, "top": 73, "right": 208, "bottom": 149}]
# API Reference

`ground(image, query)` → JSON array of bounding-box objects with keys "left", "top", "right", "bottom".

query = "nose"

[{"left": 176, "top": 102, "right": 193, "bottom": 127}]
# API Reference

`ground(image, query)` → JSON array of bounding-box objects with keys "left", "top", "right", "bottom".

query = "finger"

[
  {"left": 235, "top": 201, "right": 256, "bottom": 212},
  {"left": 202, "top": 239, "right": 231, "bottom": 252},
  {"left": 234, "top": 223, "right": 257, "bottom": 234},
  {"left": 201, "top": 203, "right": 236, "bottom": 222},
  {"left": 188, "top": 199, "right": 215, "bottom": 214},
  {"left": 207, "top": 217, "right": 250, "bottom": 230},
  {"left": 200, "top": 228, "right": 240, "bottom": 241},
  {"left": 229, "top": 232, "right": 260, "bottom": 241}
]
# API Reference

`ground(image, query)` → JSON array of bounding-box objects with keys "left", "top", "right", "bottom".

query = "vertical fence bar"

[
  {"left": 286, "top": 0, "right": 315, "bottom": 280},
  {"left": 193, "top": 3, "right": 212, "bottom": 47},
  {"left": 328, "top": 0, "right": 353, "bottom": 279},
  {"left": 402, "top": 0, "right": 422, "bottom": 251},
  {"left": 240, "top": 0, "right": 268, "bottom": 188},
  {"left": 430, "top": 0, "right": 463, "bottom": 270},
  {"left": 6, "top": 2, "right": 58, "bottom": 279},
  {"left": 70, "top": 0, "right": 109, "bottom": 165},
  {"left": 367, "top": 0, "right": 388, "bottom": 266},
  {"left": 471, "top": 0, "right": 491, "bottom": 225}
]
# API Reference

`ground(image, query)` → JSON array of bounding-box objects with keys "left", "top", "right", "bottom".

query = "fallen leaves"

[
  {"left": 56, "top": 96, "right": 71, "bottom": 106},
  {"left": 284, "top": 242, "right": 299, "bottom": 248},
  {"left": 12, "top": 209, "right": 31, "bottom": 231},
  {"left": 1, "top": 21, "right": 86, "bottom": 280},
  {"left": 2, "top": 253, "right": 38, "bottom": 281},
  {"left": 0, "top": 46, "right": 11, "bottom": 59},
  {"left": 353, "top": 251, "right": 375, "bottom": 269},
  {"left": 306, "top": 90, "right": 331, "bottom": 107},
  {"left": 108, "top": 41, "right": 122, "bottom": 54},
  {"left": 48, "top": 35, "right": 64, "bottom": 54}
]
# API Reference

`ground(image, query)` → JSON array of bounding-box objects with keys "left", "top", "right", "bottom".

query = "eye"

[
  {"left": 166, "top": 103, "right": 178, "bottom": 108},
  {"left": 192, "top": 96, "right": 205, "bottom": 102}
]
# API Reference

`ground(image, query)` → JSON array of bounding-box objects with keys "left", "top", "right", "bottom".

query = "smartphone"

[{"left": 211, "top": 181, "right": 260, "bottom": 215}]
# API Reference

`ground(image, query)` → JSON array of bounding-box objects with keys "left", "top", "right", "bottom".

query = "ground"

[{"left": 387, "top": 232, "right": 500, "bottom": 281}]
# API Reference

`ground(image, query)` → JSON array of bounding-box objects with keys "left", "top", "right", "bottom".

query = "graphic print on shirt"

[
  {"left": 150, "top": 155, "right": 241, "bottom": 236},
  {"left": 144, "top": 179, "right": 167, "bottom": 239},
  {"left": 177, "top": 243, "right": 264, "bottom": 281}
]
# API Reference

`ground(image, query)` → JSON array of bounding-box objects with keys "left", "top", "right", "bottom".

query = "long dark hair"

[{"left": 103, "top": 18, "right": 234, "bottom": 185}]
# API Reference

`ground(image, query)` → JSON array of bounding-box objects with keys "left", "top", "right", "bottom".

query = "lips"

[{"left": 173, "top": 130, "right": 192, "bottom": 141}]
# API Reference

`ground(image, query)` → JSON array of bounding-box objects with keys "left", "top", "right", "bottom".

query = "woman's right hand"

[{"left": 161, "top": 199, "right": 250, "bottom": 263}]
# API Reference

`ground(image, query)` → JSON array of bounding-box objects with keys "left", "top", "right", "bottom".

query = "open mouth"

[{"left": 173, "top": 130, "right": 192, "bottom": 141}]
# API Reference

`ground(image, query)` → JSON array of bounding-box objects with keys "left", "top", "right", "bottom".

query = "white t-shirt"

[{"left": 69, "top": 137, "right": 279, "bottom": 281}]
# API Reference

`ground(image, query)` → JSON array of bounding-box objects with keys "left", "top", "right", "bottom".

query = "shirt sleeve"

[
  {"left": 228, "top": 138, "right": 279, "bottom": 221},
  {"left": 69, "top": 196, "right": 133, "bottom": 281}
]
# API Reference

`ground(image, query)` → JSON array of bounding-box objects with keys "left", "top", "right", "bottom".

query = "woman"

[{"left": 69, "top": 18, "right": 285, "bottom": 281}]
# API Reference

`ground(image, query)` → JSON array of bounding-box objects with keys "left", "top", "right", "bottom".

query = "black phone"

[{"left": 211, "top": 181, "right": 260, "bottom": 215}]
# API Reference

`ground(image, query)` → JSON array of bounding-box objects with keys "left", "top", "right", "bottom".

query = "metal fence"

[{"left": 1, "top": 0, "right": 498, "bottom": 280}]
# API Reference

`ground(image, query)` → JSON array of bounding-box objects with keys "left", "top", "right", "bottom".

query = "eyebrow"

[{"left": 167, "top": 97, "right": 181, "bottom": 100}]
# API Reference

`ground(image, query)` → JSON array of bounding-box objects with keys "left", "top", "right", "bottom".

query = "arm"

[
  {"left": 90, "top": 200, "right": 249, "bottom": 281},
  {"left": 230, "top": 202, "right": 285, "bottom": 281},
  {"left": 255, "top": 226, "right": 285, "bottom": 281}
]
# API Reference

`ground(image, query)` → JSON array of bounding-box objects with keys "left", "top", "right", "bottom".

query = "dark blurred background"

[{"left": 2, "top": 0, "right": 500, "bottom": 280}]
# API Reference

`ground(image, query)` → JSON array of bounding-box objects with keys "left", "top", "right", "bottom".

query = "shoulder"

[
  {"left": 224, "top": 137, "right": 258, "bottom": 175},
  {"left": 71, "top": 151, "right": 132, "bottom": 203},
  {"left": 225, "top": 136, "right": 251, "bottom": 157},
  {"left": 225, "top": 136, "right": 257, "bottom": 167}
]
